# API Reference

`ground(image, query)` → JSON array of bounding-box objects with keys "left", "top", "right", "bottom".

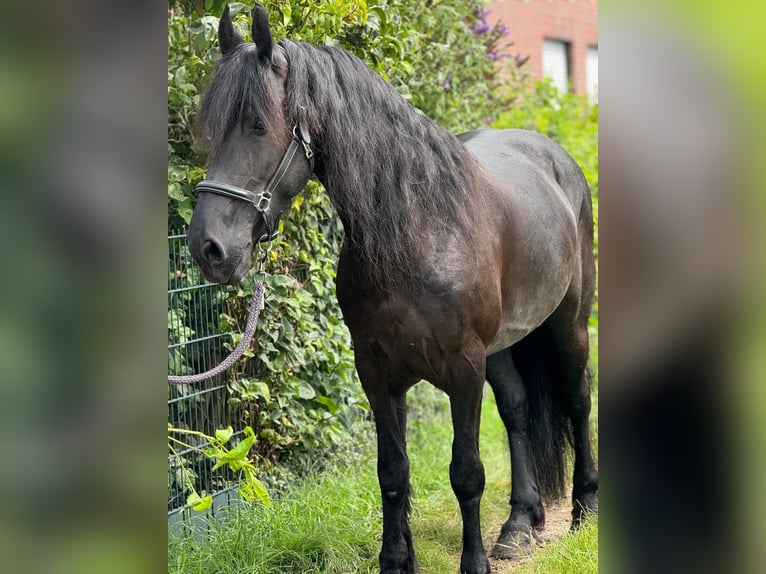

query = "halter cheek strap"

[{"left": 194, "top": 119, "right": 314, "bottom": 242}]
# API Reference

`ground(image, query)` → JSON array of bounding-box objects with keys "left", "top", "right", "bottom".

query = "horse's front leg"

[
  {"left": 357, "top": 359, "right": 418, "bottom": 574},
  {"left": 444, "top": 346, "right": 492, "bottom": 574}
]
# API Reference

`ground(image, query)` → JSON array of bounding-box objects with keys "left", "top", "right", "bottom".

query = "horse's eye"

[{"left": 252, "top": 120, "right": 267, "bottom": 135}]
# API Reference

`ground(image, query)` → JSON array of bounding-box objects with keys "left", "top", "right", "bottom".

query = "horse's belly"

[
  {"left": 485, "top": 299, "right": 558, "bottom": 356},
  {"left": 485, "top": 324, "right": 533, "bottom": 356},
  {"left": 485, "top": 262, "right": 575, "bottom": 356}
]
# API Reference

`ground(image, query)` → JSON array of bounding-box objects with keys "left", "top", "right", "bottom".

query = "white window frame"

[
  {"left": 586, "top": 45, "right": 598, "bottom": 102},
  {"left": 542, "top": 39, "right": 570, "bottom": 93}
]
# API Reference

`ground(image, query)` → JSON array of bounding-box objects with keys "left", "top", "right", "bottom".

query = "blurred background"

[
  {"left": 0, "top": 0, "right": 764, "bottom": 572},
  {"left": 600, "top": 2, "right": 766, "bottom": 573}
]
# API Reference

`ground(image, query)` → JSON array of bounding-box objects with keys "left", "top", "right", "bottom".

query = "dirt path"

[{"left": 486, "top": 501, "right": 573, "bottom": 573}]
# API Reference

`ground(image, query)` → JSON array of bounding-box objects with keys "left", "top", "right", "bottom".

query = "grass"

[
  {"left": 168, "top": 384, "right": 598, "bottom": 573},
  {"left": 514, "top": 519, "right": 598, "bottom": 574}
]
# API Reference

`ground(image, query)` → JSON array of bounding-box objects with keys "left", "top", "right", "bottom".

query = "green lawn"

[{"left": 168, "top": 384, "right": 597, "bottom": 573}]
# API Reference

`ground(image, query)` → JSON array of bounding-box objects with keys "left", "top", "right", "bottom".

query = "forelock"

[{"left": 197, "top": 46, "right": 289, "bottom": 160}]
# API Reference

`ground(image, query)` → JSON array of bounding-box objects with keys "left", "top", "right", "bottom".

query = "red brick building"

[{"left": 486, "top": 0, "right": 598, "bottom": 99}]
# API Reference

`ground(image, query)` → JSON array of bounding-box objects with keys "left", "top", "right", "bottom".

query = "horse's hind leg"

[
  {"left": 486, "top": 347, "right": 545, "bottom": 560},
  {"left": 547, "top": 277, "right": 599, "bottom": 527},
  {"left": 549, "top": 193, "right": 599, "bottom": 527},
  {"left": 549, "top": 312, "right": 599, "bottom": 527}
]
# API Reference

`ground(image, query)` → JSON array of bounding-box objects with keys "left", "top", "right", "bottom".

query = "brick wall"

[{"left": 486, "top": 0, "right": 598, "bottom": 95}]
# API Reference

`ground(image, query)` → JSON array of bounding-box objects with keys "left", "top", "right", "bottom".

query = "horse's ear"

[
  {"left": 218, "top": 5, "right": 243, "bottom": 56},
  {"left": 251, "top": 3, "right": 274, "bottom": 61}
]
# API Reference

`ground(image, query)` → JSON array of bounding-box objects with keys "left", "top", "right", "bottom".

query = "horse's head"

[{"left": 187, "top": 4, "right": 313, "bottom": 284}]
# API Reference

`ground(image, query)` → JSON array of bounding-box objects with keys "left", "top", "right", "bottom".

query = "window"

[
  {"left": 587, "top": 45, "right": 598, "bottom": 102},
  {"left": 542, "top": 39, "right": 570, "bottom": 93}
]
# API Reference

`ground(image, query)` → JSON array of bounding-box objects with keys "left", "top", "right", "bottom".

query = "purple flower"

[
  {"left": 514, "top": 54, "right": 530, "bottom": 68},
  {"left": 487, "top": 52, "right": 509, "bottom": 61},
  {"left": 472, "top": 23, "right": 490, "bottom": 35},
  {"left": 442, "top": 76, "right": 450, "bottom": 89},
  {"left": 496, "top": 23, "right": 509, "bottom": 37},
  {"left": 476, "top": 9, "right": 490, "bottom": 22}
]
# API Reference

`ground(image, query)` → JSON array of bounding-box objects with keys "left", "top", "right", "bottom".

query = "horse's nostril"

[{"left": 202, "top": 239, "right": 225, "bottom": 265}]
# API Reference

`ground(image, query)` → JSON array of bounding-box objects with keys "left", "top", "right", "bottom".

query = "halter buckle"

[{"left": 255, "top": 190, "right": 272, "bottom": 212}]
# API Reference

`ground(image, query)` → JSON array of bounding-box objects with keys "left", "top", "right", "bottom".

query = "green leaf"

[
  {"left": 244, "top": 380, "right": 271, "bottom": 401},
  {"left": 269, "top": 274, "right": 295, "bottom": 288},
  {"left": 228, "top": 2, "right": 247, "bottom": 17},
  {"left": 297, "top": 382, "right": 316, "bottom": 400},
  {"left": 178, "top": 204, "right": 194, "bottom": 224},
  {"left": 315, "top": 395, "right": 340, "bottom": 413},
  {"left": 230, "top": 429, "right": 255, "bottom": 456},
  {"left": 215, "top": 426, "right": 234, "bottom": 444},
  {"left": 187, "top": 492, "right": 213, "bottom": 512},
  {"left": 167, "top": 182, "right": 186, "bottom": 201},
  {"left": 239, "top": 470, "right": 270, "bottom": 506},
  {"left": 212, "top": 433, "right": 254, "bottom": 469}
]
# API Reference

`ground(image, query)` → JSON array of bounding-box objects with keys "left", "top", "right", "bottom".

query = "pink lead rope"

[{"left": 168, "top": 280, "right": 265, "bottom": 384}]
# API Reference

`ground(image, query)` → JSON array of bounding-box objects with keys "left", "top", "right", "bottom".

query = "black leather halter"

[{"left": 194, "top": 119, "right": 314, "bottom": 242}]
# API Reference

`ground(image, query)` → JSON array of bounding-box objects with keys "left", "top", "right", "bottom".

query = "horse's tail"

[{"left": 512, "top": 326, "right": 573, "bottom": 503}]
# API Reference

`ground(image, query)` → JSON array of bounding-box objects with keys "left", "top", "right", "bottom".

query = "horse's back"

[
  {"left": 458, "top": 128, "right": 589, "bottom": 211},
  {"left": 459, "top": 127, "right": 589, "bottom": 253}
]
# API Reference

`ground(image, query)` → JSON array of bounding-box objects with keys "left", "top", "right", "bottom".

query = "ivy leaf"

[
  {"left": 178, "top": 203, "right": 194, "bottom": 224},
  {"left": 297, "top": 382, "right": 316, "bottom": 400},
  {"left": 228, "top": 2, "right": 247, "bottom": 17},
  {"left": 246, "top": 381, "right": 271, "bottom": 402},
  {"left": 168, "top": 182, "right": 186, "bottom": 201},
  {"left": 315, "top": 395, "right": 340, "bottom": 414}
]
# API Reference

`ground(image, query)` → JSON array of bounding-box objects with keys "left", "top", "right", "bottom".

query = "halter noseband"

[{"left": 194, "top": 119, "right": 314, "bottom": 242}]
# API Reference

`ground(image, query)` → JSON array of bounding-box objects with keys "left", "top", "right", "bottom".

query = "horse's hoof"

[
  {"left": 571, "top": 492, "right": 598, "bottom": 529},
  {"left": 490, "top": 528, "right": 538, "bottom": 561},
  {"left": 533, "top": 530, "right": 559, "bottom": 545},
  {"left": 459, "top": 553, "right": 491, "bottom": 574},
  {"left": 381, "top": 560, "right": 419, "bottom": 574}
]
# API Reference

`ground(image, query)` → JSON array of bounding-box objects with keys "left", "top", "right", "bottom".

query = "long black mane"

[{"left": 200, "top": 40, "right": 485, "bottom": 289}]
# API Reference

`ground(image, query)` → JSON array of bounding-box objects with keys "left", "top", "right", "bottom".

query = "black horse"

[{"left": 187, "top": 6, "right": 597, "bottom": 573}]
